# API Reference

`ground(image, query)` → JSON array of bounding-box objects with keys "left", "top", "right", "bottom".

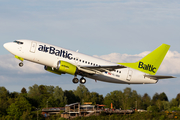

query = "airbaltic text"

[
  {"left": 38, "top": 45, "right": 73, "bottom": 60},
  {"left": 138, "top": 61, "right": 156, "bottom": 73}
]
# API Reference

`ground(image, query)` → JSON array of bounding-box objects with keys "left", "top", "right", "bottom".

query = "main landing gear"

[
  {"left": 80, "top": 78, "right": 86, "bottom": 84},
  {"left": 72, "top": 77, "right": 86, "bottom": 84},
  {"left": 72, "top": 77, "right": 79, "bottom": 84}
]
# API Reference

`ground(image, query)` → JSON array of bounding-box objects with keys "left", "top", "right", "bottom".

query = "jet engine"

[
  {"left": 44, "top": 66, "right": 62, "bottom": 75},
  {"left": 56, "top": 60, "right": 77, "bottom": 75}
]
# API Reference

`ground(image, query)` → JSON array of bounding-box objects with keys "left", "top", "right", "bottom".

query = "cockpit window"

[{"left": 14, "top": 41, "right": 23, "bottom": 44}]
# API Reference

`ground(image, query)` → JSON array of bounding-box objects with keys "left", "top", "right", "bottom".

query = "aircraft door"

[
  {"left": 30, "top": 42, "right": 37, "bottom": 53},
  {"left": 126, "top": 70, "right": 133, "bottom": 81}
]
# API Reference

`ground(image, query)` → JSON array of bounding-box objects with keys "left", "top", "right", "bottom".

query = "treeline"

[{"left": 0, "top": 84, "right": 180, "bottom": 119}]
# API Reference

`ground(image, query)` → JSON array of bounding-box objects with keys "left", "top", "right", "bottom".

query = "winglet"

[{"left": 118, "top": 44, "right": 170, "bottom": 75}]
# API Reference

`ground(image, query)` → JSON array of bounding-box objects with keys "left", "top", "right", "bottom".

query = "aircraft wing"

[
  {"left": 78, "top": 65, "right": 126, "bottom": 74},
  {"left": 144, "top": 75, "right": 176, "bottom": 80}
]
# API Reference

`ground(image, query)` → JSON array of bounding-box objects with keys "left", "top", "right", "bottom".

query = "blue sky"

[{"left": 0, "top": 0, "right": 180, "bottom": 100}]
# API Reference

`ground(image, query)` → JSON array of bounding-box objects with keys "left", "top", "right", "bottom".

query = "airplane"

[{"left": 3, "top": 40, "right": 175, "bottom": 84}]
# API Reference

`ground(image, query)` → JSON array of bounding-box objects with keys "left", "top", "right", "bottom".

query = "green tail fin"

[{"left": 118, "top": 44, "right": 170, "bottom": 75}]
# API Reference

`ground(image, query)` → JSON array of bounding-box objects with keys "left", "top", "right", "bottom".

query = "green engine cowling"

[
  {"left": 57, "top": 60, "right": 77, "bottom": 75},
  {"left": 44, "top": 66, "right": 62, "bottom": 75}
]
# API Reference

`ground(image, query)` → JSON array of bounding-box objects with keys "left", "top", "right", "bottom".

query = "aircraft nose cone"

[
  {"left": 3, "top": 42, "right": 18, "bottom": 55},
  {"left": 3, "top": 42, "right": 13, "bottom": 52},
  {"left": 3, "top": 43, "right": 9, "bottom": 50}
]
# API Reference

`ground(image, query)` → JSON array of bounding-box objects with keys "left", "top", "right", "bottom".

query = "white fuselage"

[{"left": 4, "top": 40, "right": 158, "bottom": 84}]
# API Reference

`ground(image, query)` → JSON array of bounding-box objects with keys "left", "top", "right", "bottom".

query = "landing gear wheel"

[
  {"left": 19, "top": 62, "right": 23, "bottom": 67},
  {"left": 80, "top": 78, "right": 86, "bottom": 84},
  {"left": 72, "top": 78, "right": 79, "bottom": 84}
]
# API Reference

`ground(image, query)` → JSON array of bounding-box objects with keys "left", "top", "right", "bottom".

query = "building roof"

[
  {"left": 65, "top": 102, "right": 80, "bottom": 107},
  {"left": 80, "top": 105, "right": 95, "bottom": 107}
]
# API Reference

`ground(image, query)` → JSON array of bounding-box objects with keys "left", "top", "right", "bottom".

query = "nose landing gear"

[
  {"left": 15, "top": 55, "right": 24, "bottom": 67},
  {"left": 19, "top": 62, "right": 23, "bottom": 67}
]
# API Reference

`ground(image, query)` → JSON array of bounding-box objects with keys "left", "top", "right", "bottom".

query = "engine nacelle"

[
  {"left": 44, "top": 66, "right": 62, "bottom": 75},
  {"left": 57, "top": 61, "right": 77, "bottom": 75}
]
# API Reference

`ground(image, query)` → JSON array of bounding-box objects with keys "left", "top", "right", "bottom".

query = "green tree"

[
  {"left": 170, "top": 98, "right": 178, "bottom": 108},
  {"left": 39, "top": 85, "right": 48, "bottom": 95},
  {"left": 159, "top": 92, "right": 168, "bottom": 101},
  {"left": 152, "top": 93, "right": 159, "bottom": 105},
  {"left": 142, "top": 93, "right": 151, "bottom": 110},
  {"left": 176, "top": 93, "right": 180, "bottom": 105},
  {"left": 53, "top": 86, "right": 67, "bottom": 107},
  {"left": 156, "top": 99, "right": 163, "bottom": 111},
  {"left": 9, "top": 91, "right": 19, "bottom": 99},
  {"left": 162, "top": 101, "right": 170, "bottom": 111},
  {"left": 104, "top": 88, "right": 141, "bottom": 110},
  {"left": 0, "top": 87, "right": 10, "bottom": 116},
  {"left": 122, "top": 87, "right": 132, "bottom": 109},
  {"left": 104, "top": 90, "right": 123, "bottom": 109},
  {"left": 21, "top": 87, "right": 27, "bottom": 94},
  {"left": 28, "top": 84, "right": 40, "bottom": 98},
  {"left": 64, "top": 90, "right": 80, "bottom": 104},
  {"left": 89, "top": 92, "right": 104, "bottom": 105},
  {"left": 130, "top": 90, "right": 142, "bottom": 110},
  {"left": 147, "top": 105, "right": 159, "bottom": 112},
  {"left": 53, "top": 86, "right": 64, "bottom": 101},
  {"left": 27, "top": 84, "right": 41, "bottom": 108},
  {"left": 46, "top": 85, "right": 54, "bottom": 94},
  {"left": 104, "top": 93, "right": 114, "bottom": 108},
  {"left": 20, "top": 111, "right": 33, "bottom": 120},
  {"left": 74, "top": 84, "right": 90, "bottom": 104},
  {"left": 47, "top": 96, "right": 58, "bottom": 107},
  {"left": 7, "top": 96, "right": 32, "bottom": 119},
  {"left": 27, "top": 84, "right": 53, "bottom": 108}
]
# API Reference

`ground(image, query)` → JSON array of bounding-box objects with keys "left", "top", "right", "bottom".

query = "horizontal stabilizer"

[{"left": 144, "top": 75, "right": 176, "bottom": 80}]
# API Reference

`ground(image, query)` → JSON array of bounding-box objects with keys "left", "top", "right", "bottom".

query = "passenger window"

[
  {"left": 85, "top": 61, "right": 87, "bottom": 64},
  {"left": 88, "top": 62, "right": 90, "bottom": 64},
  {"left": 79, "top": 60, "right": 81, "bottom": 62},
  {"left": 82, "top": 60, "right": 84, "bottom": 63}
]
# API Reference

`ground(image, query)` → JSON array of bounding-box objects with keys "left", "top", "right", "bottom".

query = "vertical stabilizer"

[{"left": 119, "top": 44, "right": 170, "bottom": 75}]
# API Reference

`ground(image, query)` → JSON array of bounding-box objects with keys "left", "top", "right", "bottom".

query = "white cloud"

[
  {"left": 94, "top": 50, "right": 180, "bottom": 75},
  {"left": 0, "top": 55, "right": 45, "bottom": 74},
  {"left": 159, "top": 51, "right": 180, "bottom": 74}
]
